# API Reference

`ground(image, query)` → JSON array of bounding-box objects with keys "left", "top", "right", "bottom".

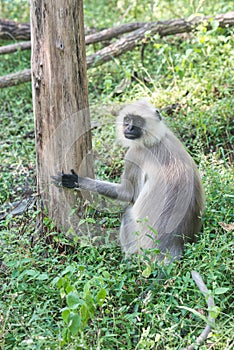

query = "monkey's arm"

[
  {"left": 79, "top": 176, "right": 133, "bottom": 202},
  {"left": 52, "top": 169, "right": 134, "bottom": 202}
]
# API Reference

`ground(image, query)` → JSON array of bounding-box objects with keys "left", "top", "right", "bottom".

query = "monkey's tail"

[{"left": 182, "top": 270, "right": 215, "bottom": 350}]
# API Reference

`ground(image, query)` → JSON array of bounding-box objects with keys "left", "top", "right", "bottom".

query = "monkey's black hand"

[
  {"left": 62, "top": 169, "right": 79, "bottom": 188},
  {"left": 51, "top": 169, "right": 79, "bottom": 189}
]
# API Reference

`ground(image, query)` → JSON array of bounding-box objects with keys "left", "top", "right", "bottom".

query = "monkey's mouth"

[{"left": 125, "top": 133, "right": 138, "bottom": 140}]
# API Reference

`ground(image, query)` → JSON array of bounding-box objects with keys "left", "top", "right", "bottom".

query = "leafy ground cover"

[{"left": 0, "top": 1, "right": 233, "bottom": 349}]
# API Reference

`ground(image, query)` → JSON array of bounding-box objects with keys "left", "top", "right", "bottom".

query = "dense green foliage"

[{"left": 0, "top": 1, "right": 233, "bottom": 349}]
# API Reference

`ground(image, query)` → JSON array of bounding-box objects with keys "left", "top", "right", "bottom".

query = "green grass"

[{"left": 0, "top": 1, "right": 233, "bottom": 349}]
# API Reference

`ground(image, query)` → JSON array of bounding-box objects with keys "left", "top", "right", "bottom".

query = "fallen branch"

[
  {"left": 0, "top": 197, "right": 36, "bottom": 220},
  {"left": 0, "top": 22, "right": 146, "bottom": 55},
  {"left": 87, "top": 12, "right": 234, "bottom": 67},
  {"left": 0, "top": 18, "right": 97, "bottom": 40},
  {"left": 0, "top": 69, "right": 32, "bottom": 88},
  {"left": 85, "top": 21, "right": 146, "bottom": 44},
  {"left": 0, "top": 12, "right": 233, "bottom": 88},
  {"left": 0, "top": 17, "right": 145, "bottom": 43},
  {"left": 0, "top": 18, "right": 30, "bottom": 40},
  {"left": 0, "top": 41, "right": 31, "bottom": 54}
]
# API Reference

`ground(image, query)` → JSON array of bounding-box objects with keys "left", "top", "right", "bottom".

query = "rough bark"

[
  {"left": 30, "top": 0, "right": 94, "bottom": 232},
  {"left": 1, "top": 12, "right": 234, "bottom": 88}
]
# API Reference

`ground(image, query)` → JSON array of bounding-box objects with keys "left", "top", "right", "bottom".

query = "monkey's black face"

[{"left": 123, "top": 114, "right": 145, "bottom": 140}]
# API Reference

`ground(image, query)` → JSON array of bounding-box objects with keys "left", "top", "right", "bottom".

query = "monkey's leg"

[{"left": 119, "top": 209, "right": 144, "bottom": 255}]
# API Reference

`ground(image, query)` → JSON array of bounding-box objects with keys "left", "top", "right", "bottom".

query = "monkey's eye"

[
  {"left": 123, "top": 116, "right": 131, "bottom": 126},
  {"left": 135, "top": 119, "right": 142, "bottom": 126},
  {"left": 123, "top": 115, "right": 144, "bottom": 128}
]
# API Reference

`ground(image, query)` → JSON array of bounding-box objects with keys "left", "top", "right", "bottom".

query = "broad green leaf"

[
  {"left": 69, "top": 312, "right": 82, "bottom": 335},
  {"left": 51, "top": 276, "right": 60, "bottom": 287},
  {"left": 85, "top": 293, "right": 95, "bottom": 315},
  {"left": 61, "top": 265, "right": 76, "bottom": 276},
  {"left": 36, "top": 273, "right": 49, "bottom": 280},
  {"left": 102, "top": 271, "right": 110, "bottom": 279},
  {"left": 142, "top": 264, "right": 151, "bottom": 278},
  {"left": 83, "top": 282, "right": 91, "bottom": 294},
  {"left": 66, "top": 292, "right": 80, "bottom": 308},
  {"left": 214, "top": 287, "right": 229, "bottom": 295},
  {"left": 97, "top": 288, "right": 107, "bottom": 306},
  {"left": 62, "top": 308, "right": 70, "bottom": 323},
  {"left": 80, "top": 304, "right": 89, "bottom": 326},
  {"left": 209, "top": 305, "right": 220, "bottom": 319}
]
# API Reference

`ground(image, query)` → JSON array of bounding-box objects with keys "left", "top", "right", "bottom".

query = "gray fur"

[{"left": 71, "top": 100, "right": 205, "bottom": 261}]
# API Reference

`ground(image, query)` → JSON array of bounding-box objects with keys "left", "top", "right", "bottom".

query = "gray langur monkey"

[
  {"left": 52, "top": 99, "right": 205, "bottom": 262},
  {"left": 52, "top": 101, "right": 213, "bottom": 348}
]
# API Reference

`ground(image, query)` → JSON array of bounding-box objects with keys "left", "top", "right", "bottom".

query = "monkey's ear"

[{"left": 155, "top": 108, "right": 162, "bottom": 120}]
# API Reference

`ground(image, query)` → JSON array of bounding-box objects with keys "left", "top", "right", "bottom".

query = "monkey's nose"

[{"left": 127, "top": 124, "right": 134, "bottom": 132}]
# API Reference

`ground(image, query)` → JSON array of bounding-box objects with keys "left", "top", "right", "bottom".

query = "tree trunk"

[{"left": 30, "top": 0, "right": 94, "bottom": 233}]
